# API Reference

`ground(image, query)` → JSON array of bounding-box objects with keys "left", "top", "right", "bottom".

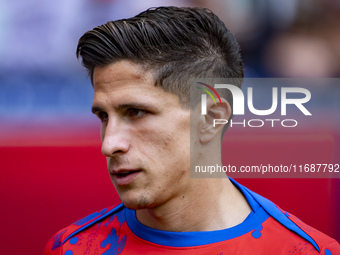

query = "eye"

[
  {"left": 126, "top": 108, "right": 147, "bottom": 118},
  {"left": 98, "top": 112, "right": 109, "bottom": 121}
]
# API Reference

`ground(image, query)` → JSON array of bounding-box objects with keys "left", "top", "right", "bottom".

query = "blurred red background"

[
  {"left": 1, "top": 123, "right": 339, "bottom": 255},
  {"left": 1, "top": 1, "right": 340, "bottom": 254}
]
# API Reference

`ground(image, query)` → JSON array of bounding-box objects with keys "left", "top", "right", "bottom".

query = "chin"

[{"left": 119, "top": 191, "right": 153, "bottom": 210}]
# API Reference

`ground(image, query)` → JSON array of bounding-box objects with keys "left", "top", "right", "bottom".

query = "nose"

[{"left": 101, "top": 119, "right": 130, "bottom": 157}]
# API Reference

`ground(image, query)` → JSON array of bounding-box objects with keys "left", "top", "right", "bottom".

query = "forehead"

[
  {"left": 92, "top": 60, "right": 182, "bottom": 107},
  {"left": 93, "top": 60, "right": 153, "bottom": 89}
]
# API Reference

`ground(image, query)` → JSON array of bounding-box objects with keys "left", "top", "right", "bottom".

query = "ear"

[{"left": 200, "top": 97, "right": 231, "bottom": 144}]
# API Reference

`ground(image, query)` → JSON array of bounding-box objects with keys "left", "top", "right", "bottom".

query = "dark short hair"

[{"left": 76, "top": 6, "right": 244, "bottom": 134}]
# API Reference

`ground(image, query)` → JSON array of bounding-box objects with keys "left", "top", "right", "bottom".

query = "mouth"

[{"left": 111, "top": 169, "right": 142, "bottom": 186}]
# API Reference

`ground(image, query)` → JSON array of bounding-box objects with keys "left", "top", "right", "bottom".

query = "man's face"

[{"left": 92, "top": 60, "right": 191, "bottom": 210}]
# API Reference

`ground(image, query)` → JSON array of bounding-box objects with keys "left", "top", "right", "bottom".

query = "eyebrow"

[{"left": 91, "top": 103, "right": 155, "bottom": 114}]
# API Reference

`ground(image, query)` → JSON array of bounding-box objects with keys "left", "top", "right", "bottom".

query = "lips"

[{"left": 110, "top": 169, "right": 142, "bottom": 186}]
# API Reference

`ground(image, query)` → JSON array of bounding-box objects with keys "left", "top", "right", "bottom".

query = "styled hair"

[{"left": 76, "top": 6, "right": 244, "bottom": 134}]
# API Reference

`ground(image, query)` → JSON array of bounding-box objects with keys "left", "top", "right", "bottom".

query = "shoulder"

[
  {"left": 231, "top": 178, "right": 340, "bottom": 254},
  {"left": 283, "top": 210, "right": 340, "bottom": 254},
  {"left": 43, "top": 203, "right": 125, "bottom": 255},
  {"left": 256, "top": 207, "right": 340, "bottom": 254}
]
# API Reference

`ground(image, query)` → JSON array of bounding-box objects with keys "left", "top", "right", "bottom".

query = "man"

[{"left": 45, "top": 7, "right": 340, "bottom": 254}]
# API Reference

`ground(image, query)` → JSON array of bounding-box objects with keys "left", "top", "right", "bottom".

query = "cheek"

[
  {"left": 134, "top": 124, "right": 172, "bottom": 155},
  {"left": 100, "top": 124, "right": 106, "bottom": 142},
  {"left": 106, "top": 156, "right": 110, "bottom": 164},
  {"left": 161, "top": 134, "right": 190, "bottom": 175},
  {"left": 134, "top": 113, "right": 190, "bottom": 169}
]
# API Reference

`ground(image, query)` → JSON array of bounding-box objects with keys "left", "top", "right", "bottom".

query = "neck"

[{"left": 136, "top": 177, "right": 252, "bottom": 232}]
